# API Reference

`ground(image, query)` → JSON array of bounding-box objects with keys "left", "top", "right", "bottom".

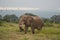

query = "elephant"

[{"left": 18, "top": 14, "right": 44, "bottom": 34}]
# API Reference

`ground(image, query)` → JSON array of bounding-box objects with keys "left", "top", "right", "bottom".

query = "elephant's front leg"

[
  {"left": 31, "top": 27, "right": 35, "bottom": 34},
  {"left": 19, "top": 25, "right": 24, "bottom": 32},
  {"left": 25, "top": 26, "right": 28, "bottom": 34}
]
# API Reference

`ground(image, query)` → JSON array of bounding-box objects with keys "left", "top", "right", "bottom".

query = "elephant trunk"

[{"left": 19, "top": 24, "right": 24, "bottom": 32}]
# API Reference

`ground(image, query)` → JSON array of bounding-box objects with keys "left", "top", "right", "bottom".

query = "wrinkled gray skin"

[{"left": 19, "top": 15, "right": 44, "bottom": 34}]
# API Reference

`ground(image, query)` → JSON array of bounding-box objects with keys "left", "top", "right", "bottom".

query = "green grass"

[{"left": 0, "top": 22, "right": 60, "bottom": 40}]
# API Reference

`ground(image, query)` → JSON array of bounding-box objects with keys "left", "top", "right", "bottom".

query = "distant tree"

[
  {"left": 3, "top": 15, "right": 10, "bottom": 22},
  {"left": 42, "top": 18, "right": 49, "bottom": 23},
  {"left": 3, "top": 14, "right": 18, "bottom": 23},
  {"left": 51, "top": 15, "right": 60, "bottom": 23},
  {"left": 0, "top": 15, "right": 2, "bottom": 26},
  {"left": 9, "top": 14, "right": 18, "bottom": 23},
  {"left": 0, "top": 15, "right": 2, "bottom": 21}
]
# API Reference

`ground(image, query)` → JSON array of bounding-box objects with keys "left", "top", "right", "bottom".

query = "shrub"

[{"left": 0, "top": 21, "right": 2, "bottom": 26}]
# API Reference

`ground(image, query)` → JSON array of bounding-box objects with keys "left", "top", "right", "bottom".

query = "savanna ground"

[{"left": 0, "top": 22, "right": 60, "bottom": 40}]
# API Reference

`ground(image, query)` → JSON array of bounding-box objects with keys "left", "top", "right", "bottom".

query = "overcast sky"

[
  {"left": 0, "top": 0, "right": 60, "bottom": 18},
  {"left": 0, "top": 0, "right": 60, "bottom": 10}
]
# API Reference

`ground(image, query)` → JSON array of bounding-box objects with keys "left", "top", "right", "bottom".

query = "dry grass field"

[{"left": 0, "top": 22, "right": 60, "bottom": 40}]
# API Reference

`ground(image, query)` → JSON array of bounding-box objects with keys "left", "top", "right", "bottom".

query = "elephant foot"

[
  {"left": 25, "top": 32, "right": 27, "bottom": 34},
  {"left": 19, "top": 27, "right": 24, "bottom": 32},
  {"left": 25, "top": 30, "right": 27, "bottom": 34},
  {"left": 32, "top": 32, "right": 35, "bottom": 34}
]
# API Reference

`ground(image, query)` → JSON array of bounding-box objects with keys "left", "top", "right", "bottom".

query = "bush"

[{"left": 0, "top": 21, "right": 2, "bottom": 26}]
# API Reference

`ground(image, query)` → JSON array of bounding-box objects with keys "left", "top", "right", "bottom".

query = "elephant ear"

[{"left": 26, "top": 16, "right": 33, "bottom": 25}]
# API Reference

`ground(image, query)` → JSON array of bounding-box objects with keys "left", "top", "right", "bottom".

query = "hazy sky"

[
  {"left": 0, "top": 0, "right": 60, "bottom": 10},
  {"left": 0, "top": 0, "right": 60, "bottom": 18}
]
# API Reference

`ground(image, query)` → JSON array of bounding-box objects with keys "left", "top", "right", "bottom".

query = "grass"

[{"left": 0, "top": 22, "right": 60, "bottom": 40}]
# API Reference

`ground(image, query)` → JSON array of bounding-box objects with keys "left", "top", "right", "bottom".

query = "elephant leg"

[
  {"left": 40, "top": 26, "right": 43, "bottom": 30},
  {"left": 19, "top": 27, "right": 24, "bottom": 32},
  {"left": 37, "top": 25, "right": 43, "bottom": 30},
  {"left": 31, "top": 27, "right": 35, "bottom": 34},
  {"left": 25, "top": 26, "right": 28, "bottom": 34},
  {"left": 39, "top": 25, "right": 43, "bottom": 30}
]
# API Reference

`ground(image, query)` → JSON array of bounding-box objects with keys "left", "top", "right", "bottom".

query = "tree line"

[
  {"left": 0, "top": 13, "right": 60, "bottom": 25},
  {"left": 0, "top": 14, "right": 19, "bottom": 25}
]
